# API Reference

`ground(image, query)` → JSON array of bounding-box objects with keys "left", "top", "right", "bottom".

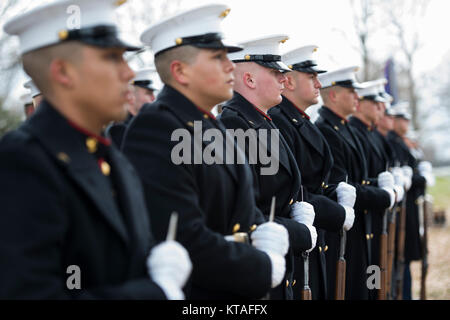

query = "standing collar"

[
  {"left": 281, "top": 96, "right": 310, "bottom": 120},
  {"left": 319, "top": 106, "right": 349, "bottom": 125},
  {"left": 196, "top": 106, "right": 217, "bottom": 120},
  {"left": 223, "top": 91, "right": 274, "bottom": 125},
  {"left": 252, "top": 104, "right": 272, "bottom": 121},
  {"left": 349, "top": 116, "right": 373, "bottom": 131},
  {"left": 156, "top": 85, "right": 218, "bottom": 122},
  {"left": 68, "top": 120, "right": 111, "bottom": 146}
]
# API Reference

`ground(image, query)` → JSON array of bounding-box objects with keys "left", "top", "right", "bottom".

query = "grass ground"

[{"left": 410, "top": 175, "right": 450, "bottom": 300}]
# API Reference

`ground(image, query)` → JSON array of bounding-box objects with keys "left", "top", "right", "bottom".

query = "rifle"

[
  {"left": 299, "top": 187, "right": 312, "bottom": 300},
  {"left": 395, "top": 192, "right": 407, "bottom": 300},
  {"left": 301, "top": 251, "right": 312, "bottom": 300},
  {"left": 378, "top": 208, "right": 389, "bottom": 300},
  {"left": 335, "top": 228, "right": 347, "bottom": 300},
  {"left": 386, "top": 204, "right": 397, "bottom": 299},
  {"left": 420, "top": 195, "right": 432, "bottom": 300}
]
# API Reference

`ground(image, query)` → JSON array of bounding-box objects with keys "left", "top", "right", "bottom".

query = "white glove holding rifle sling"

[
  {"left": 290, "top": 201, "right": 317, "bottom": 252},
  {"left": 378, "top": 171, "right": 395, "bottom": 209},
  {"left": 251, "top": 222, "right": 289, "bottom": 288},
  {"left": 147, "top": 240, "right": 192, "bottom": 300}
]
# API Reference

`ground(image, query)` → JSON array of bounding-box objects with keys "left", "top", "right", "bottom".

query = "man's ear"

[
  {"left": 329, "top": 88, "right": 338, "bottom": 103},
  {"left": 243, "top": 72, "right": 256, "bottom": 89},
  {"left": 284, "top": 73, "right": 296, "bottom": 91},
  {"left": 49, "top": 59, "right": 75, "bottom": 88},
  {"left": 170, "top": 60, "right": 190, "bottom": 85}
]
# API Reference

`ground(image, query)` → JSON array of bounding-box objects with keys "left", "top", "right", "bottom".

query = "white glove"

[
  {"left": 392, "top": 167, "right": 404, "bottom": 187},
  {"left": 394, "top": 184, "right": 404, "bottom": 202},
  {"left": 305, "top": 224, "right": 317, "bottom": 253},
  {"left": 290, "top": 202, "right": 317, "bottom": 252},
  {"left": 290, "top": 201, "right": 315, "bottom": 226},
  {"left": 382, "top": 187, "right": 396, "bottom": 210},
  {"left": 251, "top": 222, "right": 289, "bottom": 257},
  {"left": 378, "top": 171, "right": 395, "bottom": 189},
  {"left": 402, "top": 166, "right": 413, "bottom": 191},
  {"left": 251, "top": 222, "right": 289, "bottom": 288},
  {"left": 418, "top": 161, "right": 435, "bottom": 187},
  {"left": 423, "top": 173, "right": 436, "bottom": 187},
  {"left": 147, "top": 241, "right": 192, "bottom": 300},
  {"left": 342, "top": 206, "right": 355, "bottom": 231},
  {"left": 265, "top": 252, "right": 286, "bottom": 288},
  {"left": 418, "top": 161, "right": 432, "bottom": 175},
  {"left": 336, "top": 182, "right": 357, "bottom": 208}
]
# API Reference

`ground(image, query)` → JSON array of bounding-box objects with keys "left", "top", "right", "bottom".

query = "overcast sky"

[
  {"left": 3, "top": 0, "right": 450, "bottom": 159},
  {"left": 150, "top": 0, "right": 450, "bottom": 75}
]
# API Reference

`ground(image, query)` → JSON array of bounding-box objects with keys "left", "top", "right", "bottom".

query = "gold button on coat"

[
  {"left": 101, "top": 161, "right": 111, "bottom": 176},
  {"left": 86, "top": 137, "right": 98, "bottom": 153},
  {"left": 57, "top": 152, "right": 70, "bottom": 163}
]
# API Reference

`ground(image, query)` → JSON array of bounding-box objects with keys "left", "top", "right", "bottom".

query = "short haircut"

[
  {"left": 154, "top": 45, "right": 201, "bottom": 84},
  {"left": 22, "top": 41, "right": 83, "bottom": 96},
  {"left": 320, "top": 86, "right": 343, "bottom": 105}
]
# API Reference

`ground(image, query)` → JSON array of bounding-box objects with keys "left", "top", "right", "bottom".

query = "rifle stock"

[
  {"left": 301, "top": 252, "right": 312, "bottom": 300},
  {"left": 420, "top": 195, "right": 431, "bottom": 300},
  {"left": 395, "top": 194, "right": 407, "bottom": 300},
  {"left": 335, "top": 258, "right": 346, "bottom": 300},
  {"left": 378, "top": 209, "right": 389, "bottom": 300},
  {"left": 378, "top": 232, "right": 388, "bottom": 299},
  {"left": 335, "top": 228, "right": 347, "bottom": 300},
  {"left": 387, "top": 208, "right": 397, "bottom": 299},
  {"left": 301, "top": 288, "right": 312, "bottom": 300}
]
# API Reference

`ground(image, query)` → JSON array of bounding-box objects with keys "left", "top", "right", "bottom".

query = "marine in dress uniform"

[
  {"left": 0, "top": 0, "right": 192, "bottom": 300},
  {"left": 23, "top": 77, "right": 43, "bottom": 111},
  {"left": 268, "top": 45, "right": 354, "bottom": 300},
  {"left": 20, "top": 91, "right": 34, "bottom": 119},
  {"left": 122, "top": 4, "right": 289, "bottom": 299},
  {"left": 350, "top": 80, "right": 398, "bottom": 299},
  {"left": 315, "top": 66, "right": 392, "bottom": 299},
  {"left": 386, "top": 102, "right": 427, "bottom": 300},
  {"left": 219, "top": 35, "right": 317, "bottom": 300},
  {"left": 106, "top": 68, "right": 158, "bottom": 148}
]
